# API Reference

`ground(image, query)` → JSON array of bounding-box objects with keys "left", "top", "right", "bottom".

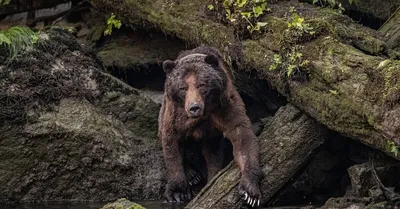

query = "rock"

[
  {"left": 315, "top": 161, "right": 400, "bottom": 209},
  {"left": 319, "top": 197, "right": 371, "bottom": 209},
  {"left": 347, "top": 162, "right": 400, "bottom": 198},
  {"left": 368, "top": 186, "right": 385, "bottom": 202},
  {"left": 364, "top": 201, "right": 390, "bottom": 209},
  {"left": 0, "top": 28, "right": 164, "bottom": 202},
  {"left": 347, "top": 163, "right": 379, "bottom": 197},
  {"left": 96, "top": 28, "right": 187, "bottom": 70},
  {"left": 100, "top": 198, "right": 146, "bottom": 209}
]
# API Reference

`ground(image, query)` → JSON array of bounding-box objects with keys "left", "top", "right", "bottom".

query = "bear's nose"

[{"left": 189, "top": 103, "right": 201, "bottom": 116}]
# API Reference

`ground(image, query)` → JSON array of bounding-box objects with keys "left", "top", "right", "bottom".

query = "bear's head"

[{"left": 163, "top": 53, "right": 227, "bottom": 119}]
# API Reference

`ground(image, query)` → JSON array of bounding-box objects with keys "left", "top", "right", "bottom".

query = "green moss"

[
  {"left": 122, "top": 0, "right": 235, "bottom": 51},
  {"left": 380, "top": 59, "right": 400, "bottom": 101},
  {"left": 293, "top": 82, "right": 371, "bottom": 136}
]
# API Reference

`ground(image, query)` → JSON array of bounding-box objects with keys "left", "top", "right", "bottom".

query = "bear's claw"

[
  {"left": 165, "top": 190, "right": 192, "bottom": 204},
  {"left": 239, "top": 178, "right": 262, "bottom": 208},
  {"left": 241, "top": 191, "right": 261, "bottom": 207},
  {"left": 164, "top": 177, "right": 192, "bottom": 204},
  {"left": 185, "top": 168, "right": 204, "bottom": 187}
]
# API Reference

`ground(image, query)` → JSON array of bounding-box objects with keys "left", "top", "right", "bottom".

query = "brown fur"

[{"left": 159, "top": 46, "right": 264, "bottom": 204}]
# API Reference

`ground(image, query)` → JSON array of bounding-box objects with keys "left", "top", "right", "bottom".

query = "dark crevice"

[
  {"left": 343, "top": 9, "right": 385, "bottom": 30},
  {"left": 106, "top": 65, "right": 166, "bottom": 91},
  {"left": 273, "top": 132, "right": 399, "bottom": 207}
]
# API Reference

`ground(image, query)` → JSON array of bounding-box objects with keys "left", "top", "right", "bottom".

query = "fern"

[{"left": 0, "top": 26, "right": 39, "bottom": 61}]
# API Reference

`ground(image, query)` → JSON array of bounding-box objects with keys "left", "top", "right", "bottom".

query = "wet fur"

[{"left": 159, "top": 46, "right": 265, "bottom": 205}]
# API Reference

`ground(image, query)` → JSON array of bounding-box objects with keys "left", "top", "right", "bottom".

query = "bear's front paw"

[
  {"left": 238, "top": 175, "right": 262, "bottom": 208},
  {"left": 164, "top": 178, "right": 192, "bottom": 204},
  {"left": 185, "top": 167, "right": 204, "bottom": 188}
]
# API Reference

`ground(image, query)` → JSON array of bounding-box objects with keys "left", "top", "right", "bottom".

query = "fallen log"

[
  {"left": 186, "top": 104, "right": 327, "bottom": 208},
  {"left": 380, "top": 7, "right": 400, "bottom": 51},
  {"left": 90, "top": 0, "right": 400, "bottom": 160},
  {"left": 301, "top": 0, "right": 400, "bottom": 21}
]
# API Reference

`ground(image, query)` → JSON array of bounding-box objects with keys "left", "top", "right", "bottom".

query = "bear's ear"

[
  {"left": 162, "top": 60, "right": 176, "bottom": 74},
  {"left": 204, "top": 54, "right": 219, "bottom": 68}
]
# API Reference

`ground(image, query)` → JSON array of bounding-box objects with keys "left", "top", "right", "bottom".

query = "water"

[
  {"left": 0, "top": 201, "right": 186, "bottom": 209},
  {"left": 0, "top": 201, "right": 311, "bottom": 209}
]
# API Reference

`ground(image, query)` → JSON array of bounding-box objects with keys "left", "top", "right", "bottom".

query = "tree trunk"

[
  {"left": 186, "top": 104, "right": 327, "bottom": 209},
  {"left": 90, "top": 0, "right": 400, "bottom": 160}
]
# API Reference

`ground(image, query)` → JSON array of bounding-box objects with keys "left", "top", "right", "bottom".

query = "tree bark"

[
  {"left": 186, "top": 104, "right": 327, "bottom": 209},
  {"left": 380, "top": 7, "right": 400, "bottom": 50},
  {"left": 89, "top": 0, "right": 400, "bottom": 161}
]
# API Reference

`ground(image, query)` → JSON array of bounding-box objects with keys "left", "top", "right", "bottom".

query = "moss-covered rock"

[
  {"left": 0, "top": 28, "right": 165, "bottom": 202},
  {"left": 100, "top": 198, "right": 146, "bottom": 209}
]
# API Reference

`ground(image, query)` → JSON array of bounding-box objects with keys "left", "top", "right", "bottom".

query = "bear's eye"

[
  {"left": 198, "top": 84, "right": 206, "bottom": 88},
  {"left": 179, "top": 87, "right": 187, "bottom": 92}
]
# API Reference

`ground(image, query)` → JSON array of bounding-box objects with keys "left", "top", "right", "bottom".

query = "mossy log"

[
  {"left": 301, "top": 0, "right": 400, "bottom": 21},
  {"left": 90, "top": 0, "right": 400, "bottom": 160},
  {"left": 186, "top": 104, "right": 327, "bottom": 208}
]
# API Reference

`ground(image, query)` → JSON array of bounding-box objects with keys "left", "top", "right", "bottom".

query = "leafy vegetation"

[
  {"left": 269, "top": 8, "right": 312, "bottom": 78},
  {"left": 386, "top": 140, "right": 399, "bottom": 157},
  {"left": 312, "top": 0, "right": 349, "bottom": 13},
  {"left": 287, "top": 7, "right": 315, "bottom": 37},
  {"left": 270, "top": 46, "right": 310, "bottom": 78},
  {"left": 104, "top": 13, "right": 122, "bottom": 36},
  {"left": 0, "top": 26, "right": 39, "bottom": 62},
  {"left": 208, "top": 0, "right": 270, "bottom": 35}
]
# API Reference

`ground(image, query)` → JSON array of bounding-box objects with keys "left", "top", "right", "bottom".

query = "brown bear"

[{"left": 158, "top": 46, "right": 264, "bottom": 207}]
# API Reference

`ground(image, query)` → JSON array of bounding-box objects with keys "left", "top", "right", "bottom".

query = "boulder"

[
  {"left": 100, "top": 198, "right": 146, "bottom": 209},
  {"left": 0, "top": 28, "right": 164, "bottom": 202}
]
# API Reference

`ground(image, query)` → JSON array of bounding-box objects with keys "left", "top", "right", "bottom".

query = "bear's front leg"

[
  {"left": 225, "top": 125, "right": 265, "bottom": 207},
  {"left": 214, "top": 99, "right": 265, "bottom": 208},
  {"left": 161, "top": 133, "right": 192, "bottom": 203}
]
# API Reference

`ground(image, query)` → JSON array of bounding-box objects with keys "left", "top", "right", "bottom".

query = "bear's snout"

[{"left": 187, "top": 102, "right": 203, "bottom": 118}]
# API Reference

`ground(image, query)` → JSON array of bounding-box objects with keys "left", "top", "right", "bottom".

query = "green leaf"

[
  {"left": 256, "top": 22, "right": 267, "bottom": 27},
  {"left": 236, "top": 0, "right": 247, "bottom": 7},
  {"left": 0, "top": 33, "right": 11, "bottom": 44},
  {"left": 287, "top": 65, "right": 296, "bottom": 77},
  {"left": 329, "top": 90, "right": 338, "bottom": 95},
  {"left": 207, "top": 4, "right": 215, "bottom": 10},
  {"left": 240, "top": 12, "right": 251, "bottom": 18},
  {"left": 312, "top": 0, "right": 318, "bottom": 4},
  {"left": 273, "top": 54, "right": 281, "bottom": 63},
  {"left": 253, "top": 6, "right": 264, "bottom": 17}
]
